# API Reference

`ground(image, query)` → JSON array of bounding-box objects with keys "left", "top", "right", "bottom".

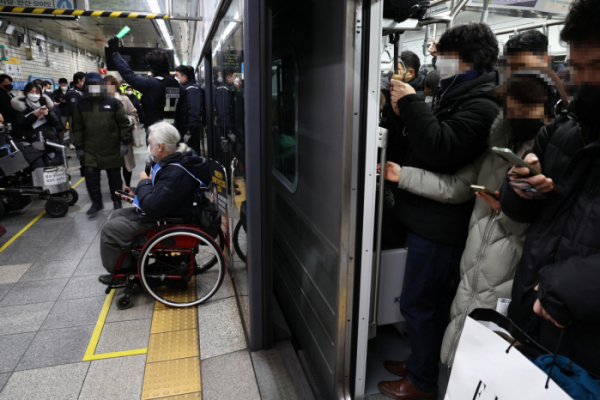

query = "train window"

[{"left": 272, "top": 56, "right": 298, "bottom": 192}]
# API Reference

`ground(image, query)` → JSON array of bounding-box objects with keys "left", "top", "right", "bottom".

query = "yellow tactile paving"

[
  {"left": 151, "top": 393, "right": 201, "bottom": 400},
  {"left": 141, "top": 357, "right": 202, "bottom": 399},
  {"left": 151, "top": 307, "right": 198, "bottom": 334},
  {"left": 147, "top": 329, "right": 199, "bottom": 363},
  {"left": 155, "top": 277, "right": 197, "bottom": 309}
]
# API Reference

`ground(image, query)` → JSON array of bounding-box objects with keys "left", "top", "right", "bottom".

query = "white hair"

[{"left": 148, "top": 121, "right": 190, "bottom": 153}]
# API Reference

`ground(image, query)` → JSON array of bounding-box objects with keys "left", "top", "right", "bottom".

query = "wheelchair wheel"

[
  {"left": 233, "top": 220, "right": 247, "bottom": 263},
  {"left": 53, "top": 189, "right": 79, "bottom": 207},
  {"left": 196, "top": 230, "right": 225, "bottom": 273},
  {"left": 138, "top": 228, "right": 225, "bottom": 307},
  {"left": 45, "top": 197, "right": 69, "bottom": 218}
]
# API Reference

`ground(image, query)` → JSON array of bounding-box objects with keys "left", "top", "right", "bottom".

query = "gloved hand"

[
  {"left": 183, "top": 133, "right": 191, "bottom": 144},
  {"left": 76, "top": 149, "right": 85, "bottom": 162},
  {"left": 108, "top": 37, "right": 119, "bottom": 50},
  {"left": 120, "top": 144, "right": 129, "bottom": 157}
]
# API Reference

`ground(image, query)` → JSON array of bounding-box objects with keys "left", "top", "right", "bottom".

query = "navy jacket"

[
  {"left": 499, "top": 101, "right": 600, "bottom": 377},
  {"left": 136, "top": 151, "right": 211, "bottom": 222},
  {"left": 183, "top": 78, "right": 202, "bottom": 133},
  {"left": 64, "top": 86, "right": 84, "bottom": 117},
  {"left": 215, "top": 82, "right": 235, "bottom": 134},
  {"left": 52, "top": 88, "right": 69, "bottom": 116},
  {"left": 112, "top": 52, "right": 186, "bottom": 133}
]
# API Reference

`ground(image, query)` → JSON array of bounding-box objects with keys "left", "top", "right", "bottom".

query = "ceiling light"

[{"left": 147, "top": 0, "right": 180, "bottom": 66}]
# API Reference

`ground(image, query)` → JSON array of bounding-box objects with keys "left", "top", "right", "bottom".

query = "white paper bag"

[{"left": 445, "top": 316, "right": 571, "bottom": 400}]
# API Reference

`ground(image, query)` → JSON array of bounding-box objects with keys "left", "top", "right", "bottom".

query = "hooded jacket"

[
  {"left": 11, "top": 94, "right": 61, "bottom": 144},
  {"left": 73, "top": 94, "right": 132, "bottom": 170},
  {"left": 392, "top": 71, "right": 500, "bottom": 247},
  {"left": 136, "top": 150, "right": 211, "bottom": 222},
  {"left": 398, "top": 115, "right": 534, "bottom": 366},
  {"left": 499, "top": 100, "right": 600, "bottom": 377}
]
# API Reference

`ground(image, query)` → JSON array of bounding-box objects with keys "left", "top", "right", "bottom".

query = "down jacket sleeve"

[
  {"left": 135, "top": 168, "right": 196, "bottom": 218},
  {"left": 397, "top": 152, "right": 484, "bottom": 204},
  {"left": 397, "top": 94, "right": 498, "bottom": 170},
  {"left": 537, "top": 254, "right": 600, "bottom": 326}
]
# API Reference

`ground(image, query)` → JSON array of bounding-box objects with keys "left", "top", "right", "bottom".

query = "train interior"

[{"left": 0, "top": 0, "right": 573, "bottom": 399}]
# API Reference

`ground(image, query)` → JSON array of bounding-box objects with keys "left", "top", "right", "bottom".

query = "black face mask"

[
  {"left": 508, "top": 118, "right": 545, "bottom": 142},
  {"left": 3, "top": 84, "right": 13, "bottom": 91},
  {"left": 573, "top": 85, "right": 600, "bottom": 125}
]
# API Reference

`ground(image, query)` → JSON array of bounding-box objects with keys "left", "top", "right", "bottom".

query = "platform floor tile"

[
  {"left": 59, "top": 275, "right": 109, "bottom": 301},
  {"left": 0, "top": 264, "right": 31, "bottom": 284},
  {"left": 0, "top": 284, "right": 13, "bottom": 303},
  {"left": 106, "top": 289, "right": 155, "bottom": 323},
  {"left": 0, "top": 362, "right": 89, "bottom": 400},
  {"left": 95, "top": 318, "right": 152, "bottom": 354},
  {"left": 19, "top": 259, "right": 80, "bottom": 282},
  {"left": 0, "top": 302, "right": 54, "bottom": 335},
  {"left": 197, "top": 297, "right": 246, "bottom": 360},
  {"left": 16, "top": 325, "right": 95, "bottom": 371},
  {"left": 201, "top": 350, "right": 260, "bottom": 400},
  {"left": 78, "top": 354, "right": 147, "bottom": 400},
  {"left": 72, "top": 257, "right": 105, "bottom": 277},
  {"left": 141, "top": 356, "right": 202, "bottom": 400},
  {"left": 0, "top": 278, "right": 68, "bottom": 307},
  {"left": 0, "top": 332, "right": 36, "bottom": 373},
  {"left": 41, "top": 296, "right": 106, "bottom": 330},
  {"left": 0, "top": 374, "right": 8, "bottom": 393}
]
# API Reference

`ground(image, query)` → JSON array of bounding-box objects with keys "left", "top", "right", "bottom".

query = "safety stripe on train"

[{"left": 0, "top": 6, "right": 169, "bottom": 19}]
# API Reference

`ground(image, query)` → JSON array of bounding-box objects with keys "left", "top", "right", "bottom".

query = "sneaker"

[
  {"left": 113, "top": 201, "right": 122, "bottom": 210},
  {"left": 86, "top": 202, "right": 104, "bottom": 218},
  {"left": 69, "top": 144, "right": 75, "bottom": 150},
  {"left": 98, "top": 274, "right": 126, "bottom": 286}
]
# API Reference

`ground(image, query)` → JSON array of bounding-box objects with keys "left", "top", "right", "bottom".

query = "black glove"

[
  {"left": 76, "top": 149, "right": 85, "bottom": 161},
  {"left": 120, "top": 144, "right": 129, "bottom": 157},
  {"left": 108, "top": 37, "right": 119, "bottom": 52}
]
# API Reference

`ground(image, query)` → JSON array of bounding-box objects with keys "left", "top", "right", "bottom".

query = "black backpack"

[{"left": 384, "top": 0, "right": 431, "bottom": 23}]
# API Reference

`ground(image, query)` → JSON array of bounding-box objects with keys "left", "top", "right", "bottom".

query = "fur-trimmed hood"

[
  {"left": 10, "top": 94, "right": 54, "bottom": 112},
  {"left": 489, "top": 112, "right": 515, "bottom": 150}
]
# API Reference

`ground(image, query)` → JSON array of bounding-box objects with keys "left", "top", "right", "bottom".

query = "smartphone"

[
  {"left": 115, "top": 190, "right": 134, "bottom": 200},
  {"left": 492, "top": 147, "right": 560, "bottom": 191},
  {"left": 40, "top": 106, "right": 47, "bottom": 110},
  {"left": 470, "top": 185, "right": 497, "bottom": 197}
]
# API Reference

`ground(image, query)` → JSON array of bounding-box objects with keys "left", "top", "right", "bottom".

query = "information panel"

[
  {"left": 105, "top": 47, "right": 175, "bottom": 72},
  {"left": 468, "top": 0, "right": 573, "bottom": 15}
]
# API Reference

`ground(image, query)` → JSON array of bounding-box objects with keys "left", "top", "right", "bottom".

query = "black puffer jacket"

[
  {"left": 392, "top": 71, "right": 499, "bottom": 247},
  {"left": 136, "top": 150, "right": 211, "bottom": 222},
  {"left": 500, "top": 102, "right": 600, "bottom": 377}
]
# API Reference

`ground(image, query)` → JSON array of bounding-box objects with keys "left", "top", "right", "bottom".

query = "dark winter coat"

[
  {"left": 392, "top": 71, "right": 500, "bottom": 247},
  {"left": 64, "top": 85, "right": 84, "bottom": 117},
  {"left": 215, "top": 82, "right": 235, "bottom": 134},
  {"left": 136, "top": 150, "right": 211, "bottom": 222},
  {"left": 73, "top": 95, "right": 132, "bottom": 170},
  {"left": 112, "top": 52, "right": 187, "bottom": 133},
  {"left": 500, "top": 102, "right": 600, "bottom": 377},
  {"left": 183, "top": 78, "right": 202, "bottom": 133},
  {"left": 0, "top": 90, "right": 19, "bottom": 131},
  {"left": 52, "top": 87, "right": 70, "bottom": 116}
]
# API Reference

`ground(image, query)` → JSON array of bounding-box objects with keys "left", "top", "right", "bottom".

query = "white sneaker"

[{"left": 69, "top": 144, "right": 75, "bottom": 150}]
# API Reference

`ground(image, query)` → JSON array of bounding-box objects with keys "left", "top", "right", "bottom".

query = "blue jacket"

[
  {"left": 183, "top": 78, "right": 202, "bottom": 133},
  {"left": 64, "top": 85, "right": 84, "bottom": 117},
  {"left": 135, "top": 150, "right": 211, "bottom": 222},
  {"left": 112, "top": 52, "right": 186, "bottom": 133}
]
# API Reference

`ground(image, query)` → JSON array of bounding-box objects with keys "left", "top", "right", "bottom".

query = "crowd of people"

[{"left": 376, "top": 0, "right": 600, "bottom": 398}]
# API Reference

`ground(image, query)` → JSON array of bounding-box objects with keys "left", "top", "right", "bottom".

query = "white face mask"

[
  {"left": 436, "top": 55, "right": 461, "bottom": 80},
  {"left": 234, "top": 77, "right": 240, "bottom": 86},
  {"left": 126, "top": 91, "right": 133, "bottom": 96},
  {"left": 61, "top": 86, "right": 68, "bottom": 92},
  {"left": 217, "top": 76, "right": 223, "bottom": 83},
  {"left": 27, "top": 94, "right": 41, "bottom": 102},
  {"left": 175, "top": 77, "right": 180, "bottom": 83},
  {"left": 425, "top": 96, "right": 433, "bottom": 104}
]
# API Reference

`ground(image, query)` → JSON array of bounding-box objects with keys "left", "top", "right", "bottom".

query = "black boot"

[
  {"left": 113, "top": 201, "right": 122, "bottom": 210},
  {"left": 87, "top": 202, "right": 104, "bottom": 218}
]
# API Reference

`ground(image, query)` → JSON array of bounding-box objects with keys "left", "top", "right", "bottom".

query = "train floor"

[{"left": 0, "top": 137, "right": 263, "bottom": 400}]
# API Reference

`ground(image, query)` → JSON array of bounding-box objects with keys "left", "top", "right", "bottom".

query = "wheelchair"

[
  {"left": 103, "top": 189, "right": 226, "bottom": 310},
  {"left": 0, "top": 124, "right": 78, "bottom": 219}
]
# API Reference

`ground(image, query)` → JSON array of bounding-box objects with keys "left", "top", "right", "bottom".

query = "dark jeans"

[
  {"left": 122, "top": 167, "right": 132, "bottom": 188},
  {"left": 84, "top": 166, "right": 122, "bottom": 204},
  {"left": 400, "top": 232, "right": 463, "bottom": 393}
]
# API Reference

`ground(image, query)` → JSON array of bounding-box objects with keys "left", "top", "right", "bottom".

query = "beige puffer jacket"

[{"left": 398, "top": 115, "right": 533, "bottom": 367}]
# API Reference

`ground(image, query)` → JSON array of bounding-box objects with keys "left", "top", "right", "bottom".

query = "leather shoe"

[
  {"left": 384, "top": 359, "right": 408, "bottom": 377},
  {"left": 98, "top": 274, "right": 126, "bottom": 286},
  {"left": 378, "top": 377, "right": 437, "bottom": 399}
]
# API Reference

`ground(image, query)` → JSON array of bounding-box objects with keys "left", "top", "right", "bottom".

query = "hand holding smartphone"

[
  {"left": 492, "top": 147, "right": 560, "bottom": 192},
  {"left": 470, "top": 185, "right": 497, "bottom": 197},
  {"left": 115, "top": 189, "right": 135, "bottom": 203}
]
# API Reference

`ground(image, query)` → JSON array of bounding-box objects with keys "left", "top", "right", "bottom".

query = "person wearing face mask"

[
  {"left": 175, "top": 65, "right": 203, "bottom": 155},
  {"left": 64, "top": 72, "right": 86, "bottom": 151},
  {"left": 383, "top": 72, "right": 563, "bottom": 372},
  {"left": 10, "top": 82, "right": 63, "bottom": 170},
  {"left": 73, "top": 72, "right": 132, "bottom": 217},
  {"left": 123, "top": 84, "right": 145, "bottom": 128},
  {"left": 97, "top": 122, "right": 210, "bottom": 283},
  {"left": 499, "top": 0, "right": 600, "bottom": 378},
  {"left": 52, "top": 78, "right": 71, "bottom": 144},
  {"left": 0, "top": 74, "right": 19, "bottom": 136},
  {"left": 108, "top": 39, "right": 187, "bottom": 142},
  {"left": 104, "top": 75, "right": 140, "bottom": 188},
  {"left": 378, "top": 22, "right": 500, "bottom": 400}
]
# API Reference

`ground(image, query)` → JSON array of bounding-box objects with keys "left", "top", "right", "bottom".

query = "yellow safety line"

[
  {"left": 83, "top": 289, "right": 148, "bottom": 361},
  {"left": 0, "top": 177, "right": 84, "bottom": 254}
]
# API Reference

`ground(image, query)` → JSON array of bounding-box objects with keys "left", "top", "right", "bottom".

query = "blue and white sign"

[{"left": 56, "top": 0, "right": 74, "bottom": 9}]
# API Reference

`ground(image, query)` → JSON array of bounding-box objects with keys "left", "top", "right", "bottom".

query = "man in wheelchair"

[{"left": 98, "top": 121, "right": 211, "bottom": 285}]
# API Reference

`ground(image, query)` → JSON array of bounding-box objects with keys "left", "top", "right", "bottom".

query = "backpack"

[{"left": 384, "top": 0, "right": 431, "bottom": 23}]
